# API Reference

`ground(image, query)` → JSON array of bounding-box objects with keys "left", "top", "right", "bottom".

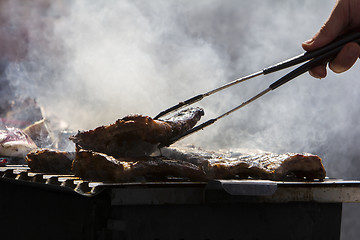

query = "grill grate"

[{"left": 0, "top": 165, "right": 100, "bottom": 195}]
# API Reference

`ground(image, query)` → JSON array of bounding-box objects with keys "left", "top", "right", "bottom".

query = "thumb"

[{"left": 302, "top": 0, "right": 349, "bottom": 51}]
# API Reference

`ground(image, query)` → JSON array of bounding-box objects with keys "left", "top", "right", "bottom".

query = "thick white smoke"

[
  {"left": 6, "top": 0, "right": 360, "bottom": 173},
  {"left": 6, "top": 0, "right": 360, "bottom": 172}
]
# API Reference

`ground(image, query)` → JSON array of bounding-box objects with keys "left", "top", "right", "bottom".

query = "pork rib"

[
  {"left": 72, "top": 150, "right": 207, "bottom": 182},
  {"left": 161, "top": 146, "right": 326, "bottom": 181},
  {"left": 70, "top": 146, "right": 325, "bottom": 182},
  {"left": 26, "top": 148, "right": 74, "bottom": 174},
  {"left": 69, "top": 107, "right": 204, "bottom": 157}
]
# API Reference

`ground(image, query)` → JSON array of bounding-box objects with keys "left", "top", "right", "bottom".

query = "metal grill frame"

[{"left": 1, "top": 165, "right": 358, "bottom": 240}]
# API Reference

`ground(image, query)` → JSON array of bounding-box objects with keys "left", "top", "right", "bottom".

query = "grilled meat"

[
  {"left": 72, "top": 150, "right": 206, "bottom": 182},
  {"left": 162, "top": 146, "right": 326, "bottom": 181},
  {"left": 207, "top": 152, "right": 326, "bottom": 180},
  {"left": 0, "top": 127, "right": 37, "bottom": 158},
  {"left": 69, "top": 107, "right": 204, "bottom": 157},
  {"left": 26, "top": 148, "right": 75, "bottom": 174},
  {"left": 71, "top": 146, "right": 325, "bottom": 182}
]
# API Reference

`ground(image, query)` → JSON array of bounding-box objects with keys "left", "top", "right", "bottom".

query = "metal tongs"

[{"left": 156, "top": 32, "right": 360, "bottom": 147}]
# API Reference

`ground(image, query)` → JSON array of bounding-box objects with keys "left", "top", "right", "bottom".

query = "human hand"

[{"left": 302, "top": 0, "right": 360, "bottom": 78}]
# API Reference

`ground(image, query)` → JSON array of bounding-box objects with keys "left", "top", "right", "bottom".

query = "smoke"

[
  {"left": 2, "top": 0, "right": 360, "bottom": 238},
  {"left": 5, "top": 0, "right": 360, "bottom": 173},
  {"left": 5, "top": 0, "right": 360, "bottom": 180},
  {"left": 5, "top": 0, "right": 360, "bottom": 169}
]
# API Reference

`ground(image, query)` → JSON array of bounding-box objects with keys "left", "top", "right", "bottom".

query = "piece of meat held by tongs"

[
  {"left": 70, "top": 107, "right": 204, "bottom": 157},
  {"left": 155, "top": 31, "right": 360, "bottom": 147}
]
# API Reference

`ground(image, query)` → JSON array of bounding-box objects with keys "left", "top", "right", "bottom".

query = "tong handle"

[
  {"left": 161, "top": 32, "right": 360, "bottom": 147},
  {"left": 270, "top": 34, "right": 360, "bottom": 90},
  {"left": 263, "top": 31, "right": 360, "bottom": 75}
]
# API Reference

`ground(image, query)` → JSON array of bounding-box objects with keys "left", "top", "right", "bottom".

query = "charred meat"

[
  {"left": 207, "top": 152, "right": 326, "bottom": 180},
  {"left": 162, "top": 146, "right": 326, "bottom": 181},
  {"left": 72, "top": 150, "right": 206, "bottom": 182},
  {"left": 26, "top": 148, "right": 75, "bottom": 174},
  {"left": 69, "top": 107, "right": 204, "bottom": 157},
  {"left": 71, "top": 146, "right": 325, "bottom": 182}
]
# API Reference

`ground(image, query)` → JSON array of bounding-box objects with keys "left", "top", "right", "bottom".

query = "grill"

[{"left": 1, "top": 165, "right": 359, "bottom": 240}]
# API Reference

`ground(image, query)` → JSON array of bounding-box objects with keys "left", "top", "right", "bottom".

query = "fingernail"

[
  {"left": 303, "top": 38, "right": 314, "bottom": 45},
  {"left": 329, "top": 62, "right": 345, "bottom": 73}
]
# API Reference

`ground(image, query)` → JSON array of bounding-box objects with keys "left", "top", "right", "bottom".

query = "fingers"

[
  {"left": 309, "top": 42, "right": 360, "bottom": 78},
  {"left": 302, "top": 0, "right": 348, "bottom": 52},
  {"left": 329, "top": 42, "right": 360, "bottom": 73},
  {"left": 309, "top": 63, "right": 327, "bottom": 79},
  {"left": 302, "top": 0, "right": 360, "bottom": 78}
]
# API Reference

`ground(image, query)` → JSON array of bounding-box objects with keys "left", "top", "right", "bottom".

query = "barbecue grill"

[{"left": 1, "top": 165, "right": 358, "bottom": 240}]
